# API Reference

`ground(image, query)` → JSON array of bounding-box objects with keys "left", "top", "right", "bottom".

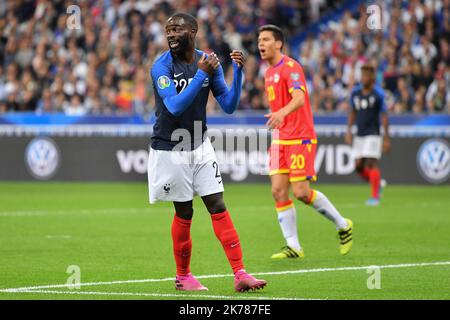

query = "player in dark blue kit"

[
  {"left": 346, "top": 63, "right": 391, "bottom": 206},
  {"left": 147, "top": 13, "right": 266, "bottom": 292}
]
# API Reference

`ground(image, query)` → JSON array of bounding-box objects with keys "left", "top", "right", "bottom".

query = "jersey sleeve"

[
  {"left": 282, "top": 61, "right": 307, "bottom": 94},
  {"left": 210, "top": 64, "right": 228, "bottom": 98},
  {"left": 210, "top": 63, "right": 243, "bottom": 114},
  {"left": 350, "top": 89, "right": 357, "bottom": 111},
  {"left": 151, "top": 62, "right": 177, "bottom": 100},
  {"left": 380, "top": 92, "right": 388, "bottom": 113},
  {"left": 150, "top": 61, "right": 208, "bottom": 116},
  {"left": 375, "top": 86, "right": 388, "bottom": 113}
]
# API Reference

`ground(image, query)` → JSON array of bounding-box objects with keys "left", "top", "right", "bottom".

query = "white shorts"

[
  {"left": 147, "top": 138, "right": 224, "bottom": 204},
  {"left": 353, "top": 135, "right": 382, "bottom": 160}
]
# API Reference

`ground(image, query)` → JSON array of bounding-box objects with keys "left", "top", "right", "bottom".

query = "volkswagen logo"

[
  {"left": 416, "top": 139, "right": 450, "bottom": 184},
  {"left": 25, "top": 137, "right": 60, "bottom": 180}
]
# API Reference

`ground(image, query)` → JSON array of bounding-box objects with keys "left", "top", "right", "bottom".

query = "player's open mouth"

[
  {"left": 169, "top": 41, "right": 179, "bottom": 48},
  {"left": 259, "top": 49, "right": 266, "bottom": 56}
]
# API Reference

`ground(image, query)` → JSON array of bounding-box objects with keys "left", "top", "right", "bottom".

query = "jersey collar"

[{"left": 269, "top": 55, "right": 285, "bottom": 70}]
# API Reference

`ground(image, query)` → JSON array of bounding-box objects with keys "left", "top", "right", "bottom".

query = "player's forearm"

[
  {"left": 381, "top": 113, "right": 390, "bottom": 137},
  {"left": 280, "top": 90, "right": 305, "bottom": 117},
  {"left": 163, "top": 70, "right": 208, "bottom": 116},
  {"left": 347, "top": 111, "right": 356, "bottom": 133},
  {"left": 216, "top": 65, "right": 243, "bottom": 114}
]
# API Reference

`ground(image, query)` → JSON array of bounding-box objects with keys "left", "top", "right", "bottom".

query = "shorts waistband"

[{"left": 271, "top": 139, "right": 318, "bottom": 145}]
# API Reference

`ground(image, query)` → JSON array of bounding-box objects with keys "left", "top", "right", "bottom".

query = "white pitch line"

[
  {"left": 8, "top": 289, "right": 314, "bottom": 300},
  {"left": 249, "top": 261, "right": 450, "bottom": 277},
  {"left": 1, "top": 261, "right": 449, "bottom": 293},
  {"left": 0, "top": 208, "right": 155, "bottom": 217}
]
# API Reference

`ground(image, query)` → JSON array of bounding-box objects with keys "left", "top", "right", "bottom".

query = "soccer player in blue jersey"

[
  {"left": 147, "top": 13, "right": 266, "bottom": 292},
  {"left": 346, "top": 63, "right": 391, "bottom": 206}
]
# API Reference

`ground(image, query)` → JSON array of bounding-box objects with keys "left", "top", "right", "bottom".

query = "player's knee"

[
  {"left": 174, "top": 201, "right": 194, "bottom": 220},
  {"left": 293, "top": 188, "right": 310, "bottom": 204},
  {"left": 271, "top": 187, "right": 289, "bottom": 202},
  {"left": 366, "top": 159, "right": 378, "bottom": 168},
  {"left": 208, "top": 203, "right": 226, "bottom": 214},
  {"left": 207, "top": 199, "right": 226, "bottom": 214},
  {"left": 175, "top": 209, "right": 193, "bottom": 220},
  {"left": 202, "top": 193, "right": 227, "bottom": 214}
]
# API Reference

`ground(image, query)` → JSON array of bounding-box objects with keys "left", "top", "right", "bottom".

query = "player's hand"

[
  {"left": 383, "top": 136, "right": 391, "bottom": 153},
  {"left": 345, "top": 131, "right": 353, "bottom": 145},
  {"left": 198, "top": 53, "right": 220, "bottom": 77},
  {"left": 264, "top": 110, "right": 286, "bottom": 129},
  {"left": 230, "top": 50, "right": 246, "bottom": 68}
]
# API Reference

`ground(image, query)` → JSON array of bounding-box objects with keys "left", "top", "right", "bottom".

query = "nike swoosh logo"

[
  {"left": 230, "top": 242, "right": 239, "bottom": 248},
  {"left": 218, "top": 180, "right": 222, "bottom": 184},
  {"left": 174, "top": 73, "right": 183, "bottom": 77}
]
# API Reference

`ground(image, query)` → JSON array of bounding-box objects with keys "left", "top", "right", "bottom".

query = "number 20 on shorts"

[{"left": 290, "top": 154, "right": 305, "bottom": 170}]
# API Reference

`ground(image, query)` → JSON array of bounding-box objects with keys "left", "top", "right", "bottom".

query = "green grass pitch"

[{"left": 0, "top": 182, "right": 449, "bottom": 300}]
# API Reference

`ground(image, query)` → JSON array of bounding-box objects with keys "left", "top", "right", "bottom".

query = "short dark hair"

[
  {"left": 169, "top": 12, "right": 198, "bottom": 31},
  {"left": 361, "top": 63, "right": 375, "bottom": 73},
  {"left": 258, "top": 24, "right": 285, "bottom": 48}
]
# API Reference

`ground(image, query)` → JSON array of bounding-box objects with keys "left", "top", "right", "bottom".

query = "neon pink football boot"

[
  {"left": 175, "top": 273, "right": 208, "bottom": 291},
  {"left": 234, "top": 270, "right": 267, "bottom": 292}
]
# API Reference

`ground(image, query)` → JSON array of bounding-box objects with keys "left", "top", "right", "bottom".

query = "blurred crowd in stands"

[{"left": 0, "top": 0, "right": 448, "bottom": 115}]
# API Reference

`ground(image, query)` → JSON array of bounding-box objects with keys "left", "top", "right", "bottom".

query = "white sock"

[
  {"left": 276, "top": 202, "right": 301, "bottom": 251},
  {"left": 310, "top": 190, "right": 348, "bottom": 230}
]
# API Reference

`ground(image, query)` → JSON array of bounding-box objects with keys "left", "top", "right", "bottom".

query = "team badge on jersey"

[
  {"left": 163, "top": 183, "right": 171, "bottom": 194},
  {"left": 290, "top": 73, "right": 300, "bottom": 81},
  {"left": 274, "top": 73, "right": 280, "bottom": 83},
  {"left": 157, "top": 75, "right": 170, "bottom": 89}
]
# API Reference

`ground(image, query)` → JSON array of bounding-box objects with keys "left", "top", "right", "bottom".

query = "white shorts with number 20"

[
  {"left": 353, "top": 135, "right": 383, "bottom": 160},
  {"left": 147, "top": 138, "right": 224, "bottom": 204}
]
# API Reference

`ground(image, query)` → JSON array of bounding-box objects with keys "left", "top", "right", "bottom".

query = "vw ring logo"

[
  {"left": 416, "top": 139, "right": 450, "bottom": 184},
  {"left": 25, "top": 137, "right": 60, "bottom": 180}
]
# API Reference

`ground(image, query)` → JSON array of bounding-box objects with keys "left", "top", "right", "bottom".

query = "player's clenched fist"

[
  {"left": 197, "top": 53, "right": 220, "bottom": 76},
  {"left": 229, "top": 50, "right": 246, "bottom": 68}
]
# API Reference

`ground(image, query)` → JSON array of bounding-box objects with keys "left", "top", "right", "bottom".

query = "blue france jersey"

[
  {"left": 150, "top": 49, "right": 228, "bottom": 151},
  {"left": 350, "top": 85, "right": 387, "bottom": 136}
]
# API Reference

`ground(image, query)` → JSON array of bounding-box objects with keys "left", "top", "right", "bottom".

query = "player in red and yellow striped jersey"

[{"left": 258, "top": 25, "right": 353, "bottom": 258}]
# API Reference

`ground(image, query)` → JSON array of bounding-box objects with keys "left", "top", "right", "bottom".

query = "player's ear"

[
  {"left": 190, "top": 28, "right": 197, "bottom": 39},
  {"left": 275, "top": 40, "right": 283, "bottom": 50}
]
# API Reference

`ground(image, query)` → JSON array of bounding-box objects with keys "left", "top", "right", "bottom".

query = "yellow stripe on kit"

[
  {"left": 276, "top": 203, "right": 295, "bottom": 212},
  {"left": 288, "top": 86, "right": 306, "bottom": 93},
  {"left": 269, "top": 169, "right": 290, "bottom": 175},
  {"left": 310, "top": 190, "right": 317, "bottom": 204},
  {"left": 289, "top": 176, "right": 317, "bottom": 182},
  {"left": 272, "top": 139, "right": 318, "bottom": 145}
]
